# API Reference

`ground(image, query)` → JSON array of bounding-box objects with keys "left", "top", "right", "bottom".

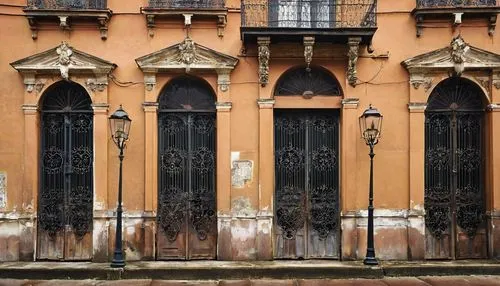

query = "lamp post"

[
  {"left": 109, "top": 105, "right": 132, "bottom": 268},
  {"left": 359, "top": 104, "right": 383, "bottom": 266}
]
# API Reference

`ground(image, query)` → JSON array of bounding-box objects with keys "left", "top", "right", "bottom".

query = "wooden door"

[
  {"left": 424, "top": 77, "right": 487, "bottom": 259},
  {"left": 37, "top": 82, "right": 93, "bottom": 261},
  {"left": 274, "top": 109, "right": 340, "bottom": 259},
  {"left": 156, "top": 76, "right": 217, "bottom": 260}
]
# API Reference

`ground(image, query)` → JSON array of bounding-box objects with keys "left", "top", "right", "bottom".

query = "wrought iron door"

[
  {"left": 424, "top": 78, "right": 487, "bottom": 259},
  {"left": 274, "top": 109, "right": 340, "bottom": 259},
  {"left": 38, "top": 81, "right": 93, "bottom": 261},
  {"left": 157, "top": 76, "right": 217, "bottom": 260}
]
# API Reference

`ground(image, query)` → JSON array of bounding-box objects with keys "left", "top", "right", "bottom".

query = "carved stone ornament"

[
  {"left": 450, "top": 36, "right": 470, "bottom": 76},
  {"left": 85, "top": 78, "right": 107, "bottom": 92},
  {"left": 11, "top": 43, "right": 116, "bottom": 87},
  {"left": 493, "top": 73, "right": 500, "bottom": 89},
  {"left": 347, "top": 37, "right": 361, "bottom": 87},
  {"left": 179, "top": 37, "right": 197, "bottom": 70},
  {"left": 257, "top": 37, "right": 271, "bottom": 87},
  {"left": 217, "top": 69, "right": 231, "bottom": 92},
  {"left": 402, "top": 36, "right": 500, "bottom": 88},
  {"left": 410, "top": 75, "right": 433, "bottom": 91},
  {"left": 135, "top": 38, "right": 238, "bottom": 76},
  {"left": 303, "top": 37, "right": 315, "bottom": 71},
  {"left": 56, "top": 42, "right": 73, "bottom": 80}
]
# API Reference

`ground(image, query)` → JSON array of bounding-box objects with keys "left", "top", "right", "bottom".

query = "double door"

[
  {"left": 425, "top": 111, "right": 487, "bottom": 259},
  {"left": 38, "top": 112, "right": 93, "bottom": 260},
  {"left": 157, "top": 112, "right": 217, "bottom": 260},
  {"left": 274, "top": 110, "right": 340, "bottom": 259}
]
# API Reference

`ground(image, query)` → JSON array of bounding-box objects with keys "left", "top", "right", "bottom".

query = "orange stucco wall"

[{"left": 1, "top": 0, "right": 500, "bottom": 261}]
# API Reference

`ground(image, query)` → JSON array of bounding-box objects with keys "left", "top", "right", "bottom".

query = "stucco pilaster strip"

[
  {"left": 257, "top": 99, "right": 275, "bottom": 109},
  {"left": 408, "top": 102, "right": 427, "bottom": 113},
  {"left": 341, "top": 98, "right": 359, "bottom": 109}
]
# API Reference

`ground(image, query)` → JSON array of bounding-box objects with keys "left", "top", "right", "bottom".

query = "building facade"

[{"left": 0, "top": 0, "right": 499, "bottom": 262}]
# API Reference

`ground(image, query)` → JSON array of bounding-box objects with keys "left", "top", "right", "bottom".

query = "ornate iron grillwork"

[
  {"left": 158, "top": 77, "right": 216, "bottom": 245},
  {"left": 242, "top": 0, "right": 377, "bottom": 28},
  {"left": 148, "top": 0, "right": 225, "bottom": 8},
  {"left": 425, "top": 78, "right": 485, "bottom": 241},
  {"left": 27, "top": 0, "right": 107, "bottom": 9},
  {"left": 416, "top": 0, "right": 496, "bottom": 8},
  {"left": 275, "top": 67, "right": 342, "bottom": 96},
  {"left": 39, "top": 81, "right": 93, "bottom": 240},
  {"left": 275, "top": 110, "right": 339, "bottom": 241}
]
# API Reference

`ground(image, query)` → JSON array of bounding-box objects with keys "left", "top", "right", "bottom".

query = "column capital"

[
  {"left": 143, "top": 102, "right": 159, "bottom": 112},
  {"left": 488, "top": 103, "right": 500, "bottom": 112},
  {"left": 257, "top": 99, "right": 275, "bottom": 109},
  {"left": 22, "top": 104, "right": 38, "bottom": 114},
  {"left": 92, "top": 103, "right": 110, "bottom": 113},
  {"left": 341, "top": 98, "right": 359, "bottom": 109},
  {"left": 216, "top": 101, "right": 232, "bottom": 111},
  {"left": 408, "top": 102, "right": 427, "bottom": 113}
]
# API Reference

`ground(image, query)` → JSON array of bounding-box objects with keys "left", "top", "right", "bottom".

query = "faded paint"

[
  {"left": 0, "top": 172, "right": 6, "bottom": 209},
  {"left": 231, "top": 197, "right": 257, "bottom": 218},
  {"left": 231, "top": 160, "right": 253, "bottom": 188}
]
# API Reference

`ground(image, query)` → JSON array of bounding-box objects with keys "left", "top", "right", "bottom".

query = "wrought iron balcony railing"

[
  {"left": 148, "top": 0, "right": 225, "bottom": 9},
  {"left": 26, "top": 0, "right": 107, "bottom": 10},
  {"left": 416, "top": 0, "right": 497, "bottom": 8},
  {"left": 242, "top": 0, "right": 377, "bottom": 29}
]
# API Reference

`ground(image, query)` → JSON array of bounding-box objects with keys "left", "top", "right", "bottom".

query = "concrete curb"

[{"left": 0, "top": 261, "right": 498, "bottom": 280}]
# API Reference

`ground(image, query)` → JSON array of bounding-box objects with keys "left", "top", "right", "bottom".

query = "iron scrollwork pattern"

[
  {"left": 425, "top": 78, "right": 485, "bottom": 241},
  {"left": 158, "top": 76, "right": 217, "bottom": 250},
  {"left": 158, "top": 187, "right": 187, "bottom": 242},
  {"left": 275, "top": 110, "right": 339, "bottom": 242},
  {"left": 276, "top": 186, "right": 306, "bottom": 239},
  {"left": 39, "top": 188, "right": 65, "bottom": 238},
  {"left": 310, "top": 185, "right": 338, "bottom": 239},
  {"left": 39, "top": 81, "right": 94, "bottom": 241},
  {"left": 68, "top": 186, "right": 93, "bottom": 238},
  {"left": 190, "top": 188, "right": 216, "bottom": 240}
]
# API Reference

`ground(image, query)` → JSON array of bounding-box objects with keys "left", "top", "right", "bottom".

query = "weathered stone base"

[
  {"left": 341, "top": 209, "right": 425, "bottom": 261},
  {"left": 1, "top": 209, "right": 498, "bottom": 262}
]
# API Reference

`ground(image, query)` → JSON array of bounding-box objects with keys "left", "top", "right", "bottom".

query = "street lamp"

[
  {"left": 109, "top": 105, "right": 132, "bottom": 268},
  {"left": 359, "top": 104, "right": 383, "bottom": 266}
]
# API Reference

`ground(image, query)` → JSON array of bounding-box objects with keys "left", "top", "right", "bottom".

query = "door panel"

[
  {"left": 274, "top": 110, "right": 339, "bottom": 259},
  {"left": 157, "top": 113, "right": 217, "bottom": 260}
]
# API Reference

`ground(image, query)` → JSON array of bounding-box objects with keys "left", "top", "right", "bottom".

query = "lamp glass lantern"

[
  {"left": 359, "top": 105, "right": 383, "bottom": 145},
  {"left": 109, "top": 105, "right": 132, "bottom": 149}
]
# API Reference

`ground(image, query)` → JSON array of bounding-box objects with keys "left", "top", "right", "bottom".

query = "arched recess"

[
  {"left": 11, "top": 42, "right": 115, "bottom": 262},
  {"left": 271, "top": 66, "right": 343, "bottom": 259},
  {"left": 38, "top": 81, "right": 94, "bottom": 261},
  {"left": 424, "top": 77, "right": 488, "bottom": 259},
  {"left": 156, "top": 76, "right": 217, "bottom": 260}
]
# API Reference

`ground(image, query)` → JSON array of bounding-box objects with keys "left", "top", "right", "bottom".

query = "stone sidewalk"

[
  {"left": 0, "top": 261, "right": 499, "bottom": 283},
  {"left": 1, "top": 277, "right": 500, "bottom": 286}
]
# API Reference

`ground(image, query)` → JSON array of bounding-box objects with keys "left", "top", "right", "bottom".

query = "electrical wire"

[{"left": 108, "top": 74, "right": 143, "bottom": 87}]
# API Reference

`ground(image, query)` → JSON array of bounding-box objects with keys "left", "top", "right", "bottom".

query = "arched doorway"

[
  {"left": 156, "top": 76, "right": 217, "bottom": 260},
  {"left": 424, "top": 77, "right": 488, "bottom": 259},
  {"left": 273, "top": 66, "right": 342, "bottom": 259},
  {"left": 37, "top": 81, "right": 94, "bottom": 261}
]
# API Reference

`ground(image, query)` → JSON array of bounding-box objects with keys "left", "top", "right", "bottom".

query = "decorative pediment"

[
  {"left": 11, "top": 42, "right": 116, "bottom": 78},
  {"left": 135, "top": 37, "right": 238, "bottom": 73},
  {"left": 11, "top": 42, "right": 116, "bottom": 92},
  {"left": 402, "top": 36, "right": 500, "bottom": 75}
]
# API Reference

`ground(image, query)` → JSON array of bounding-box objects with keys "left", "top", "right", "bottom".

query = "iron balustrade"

[
  {"left": 242, "top": 0, "right": 376, "bottom": 29},
  {"left": 26, "top": 0, "right": 107, "bottom": 9},
  {"left": 416, "top": 0, "right": 497, "bottom": 8},
  {"left": 148, "top": 0, "right": 225, "bottom": 9}
]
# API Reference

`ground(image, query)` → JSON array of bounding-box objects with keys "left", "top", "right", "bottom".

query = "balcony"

[
  {"left": 241, "top": 0, "right": 377, "bottom": 44},
  {"left": 24, "top": 0, "right": 112, "bottom": 40},
  {"left": 141, "top": 0, "right": 228, "bottom": 37},
  {"left": 412, "top": 0, "right": 500, "bottom": 36}
]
